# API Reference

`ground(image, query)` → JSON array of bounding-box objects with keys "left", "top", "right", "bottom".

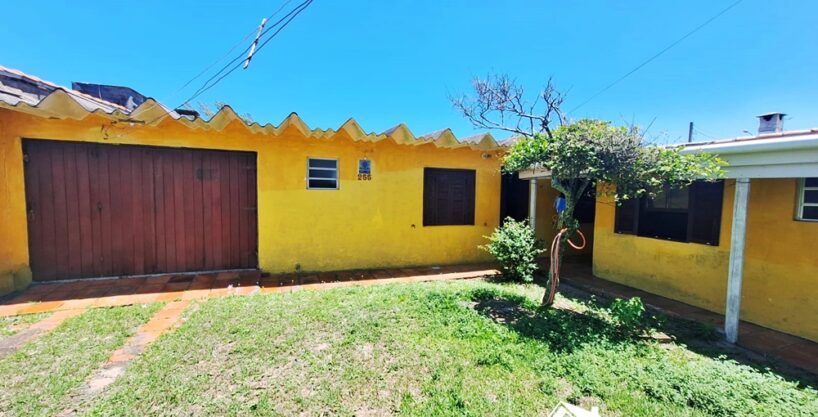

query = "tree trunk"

[
  {"left": 541, "top": 203, "right": 575, "bottom": 306},
  {"left": 541, "top": 176, "right": 586, "bottom": 307}
]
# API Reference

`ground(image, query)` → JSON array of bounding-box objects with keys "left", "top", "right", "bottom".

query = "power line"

[
  {"left": 568, "top": 0, "right": 745, "bottom": 115},
  {"left": 185, "top": 0, "right": 311, "bottom": 105},
  {"left": 693, "top": 127, "right": 716, "bottom": 140},
  {"left": 144, "top": 0, "right": 314, "bottom": 125},
  {"left": 129, "top": 0, "right": 299, "bottom": 121},
  {"left": 168, "top": 29, "right": 256, "bottom": 102}
]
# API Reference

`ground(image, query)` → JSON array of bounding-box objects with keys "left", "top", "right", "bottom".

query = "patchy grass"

[
  {"left": 0, "top": 303, "right": 161, "bottom": 417},
  {"left": 84, "top": 281, "right": 818, "bottom": 417},
  {"left": 0, "top": 312, "right": 51, "bottom": 337}
]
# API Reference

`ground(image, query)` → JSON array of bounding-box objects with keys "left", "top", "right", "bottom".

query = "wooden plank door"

[{"left": 23, "top": 140, "right": 258, "bottom": 281}]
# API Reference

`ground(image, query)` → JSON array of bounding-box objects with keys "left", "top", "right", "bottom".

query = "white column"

[
  {"left": 528, "top": 178, "right": 538, "bottom": 231},
  {"left": 725, "top": 178, "right": 751, "bottom": 344}
]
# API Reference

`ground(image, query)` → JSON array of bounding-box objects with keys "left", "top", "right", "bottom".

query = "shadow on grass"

[
  {"left": 468, "top": 284, "right": 818, "bottom": 390},
  {"left": 469, "top": 287, "right": 630, "bottom": 355},
  {"left": 561, "top": 285, "right": 818, "bottom": 388}
]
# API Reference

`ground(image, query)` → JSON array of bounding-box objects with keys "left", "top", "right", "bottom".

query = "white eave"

[
  {"left": 681, "top": 132, "right": 818, "bottom": 179},
  {"left": 517, "top": 167, "right": 552, "bottom": 179}
]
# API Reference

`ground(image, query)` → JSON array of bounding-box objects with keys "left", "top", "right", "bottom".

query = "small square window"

[
  {"left": 796, "top": 178, "right": 818, "bottom": 221},
  {"left": 307, "top": 158, "right": 338, "bottom": 190}
]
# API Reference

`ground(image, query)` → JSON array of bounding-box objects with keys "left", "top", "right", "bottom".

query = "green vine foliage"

[
  {"left": 503, "top": 119, "right": 725, "bottom": 305},
  {"left": 504, "top": 119, "right": 726, "bottom": 204}
]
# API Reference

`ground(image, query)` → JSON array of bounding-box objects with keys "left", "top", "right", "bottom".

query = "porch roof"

[
  {"left": 517, "top": 129, "right": 818, "bottom": 180},
  {"left": 680, "top": 130, "right": 818, "bottom": 179}
]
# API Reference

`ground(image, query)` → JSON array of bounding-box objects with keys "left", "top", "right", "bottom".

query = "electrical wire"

[
  {"left": 143, "top": 0, "right": 314, "bottom": 125},
  {"left": 127, "top": 0, "right": 301, "bottom": 122},
  {"left": 184, "top": 0, "right": 311, "bottom": 105},
  {"left": 568, "top": 0, "right": 745, "bottom": 115},
  {"left": 693, "top": 127, "right": 716, "bottom": 140}
]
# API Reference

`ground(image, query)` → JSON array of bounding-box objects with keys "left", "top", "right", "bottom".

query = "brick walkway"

[
  {"left": 0, "top": 264, "right": 500, "bottom": 318},
  {"left": 0, "top": 309, "right": 86, "bottom": 358},
  {"left": 57, "top": 300, "right": 193, "bottom": 417},
  {"left": 559, "top": 263, "right": 818, "bottom": 376},
  {"left": 0, "top": 264, "right": 498, "bottom": 414},
  {"left": 3, "top": 261, "right": 815, "bottom": 376}
]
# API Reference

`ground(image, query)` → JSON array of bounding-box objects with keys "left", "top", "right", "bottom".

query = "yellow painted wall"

[
  {"left": 593, "top": 179, "right": 818, "bottom": 342},
  {"left": 0, "top": 109, "right": 503, "bottom": 294},
  {"left": 0, "top": 116, "right": 32, "bottom": 294}
]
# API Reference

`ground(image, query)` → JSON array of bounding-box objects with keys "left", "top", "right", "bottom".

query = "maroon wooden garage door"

[{"left": 23, "top": 140, "right": 258, "bottom": 281}]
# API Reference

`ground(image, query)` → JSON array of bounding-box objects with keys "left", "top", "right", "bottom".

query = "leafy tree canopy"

[
  {"left": 503, "top": 119, "right": 726, "bottom": 203},
  {"left": 452, "top": 75, "right": 726, "bottom": 306}
]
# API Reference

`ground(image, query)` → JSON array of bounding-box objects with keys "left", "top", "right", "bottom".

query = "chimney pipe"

[{"left": 756, "top": 112, "right": 786, "bottom": 134}]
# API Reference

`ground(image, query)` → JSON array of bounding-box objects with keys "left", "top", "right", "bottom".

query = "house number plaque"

[{"left": 358, "top": 159, "right": 372, "bottom": 180}]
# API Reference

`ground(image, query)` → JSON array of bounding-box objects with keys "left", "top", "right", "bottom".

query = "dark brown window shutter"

[
  {"left": 614, "top": 197, "right": 639, "bottom": 234},
  {"left": 687, "top": 180, "right": 724, "bottom": 245},
  {"left": 464, "top": 173, "right": 475, "bottom": 224},
  {"left": 423, "top": 170, "right": 438, "bottom": 226},
  {"left": 423, "top": 168, "right": 476, "bottom": 226}
]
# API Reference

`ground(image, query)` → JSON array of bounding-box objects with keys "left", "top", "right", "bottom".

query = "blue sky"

[{"left": 3, "top": 1, "right": 817, "bottom": 143}]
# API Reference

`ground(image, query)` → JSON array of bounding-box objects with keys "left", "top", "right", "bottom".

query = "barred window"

[
  {"left": 307, "top": 158, "right": 338, "bottom": 190},
  {"left": 796, "top": 178, "right": 818, "bottom": 221},
  {"left": 615, "top": 181, "right": 724, "bottom": 245}
]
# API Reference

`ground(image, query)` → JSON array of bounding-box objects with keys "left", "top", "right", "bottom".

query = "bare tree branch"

[{"left": 451, "top": 74, "right": 565, "bottom": 139}]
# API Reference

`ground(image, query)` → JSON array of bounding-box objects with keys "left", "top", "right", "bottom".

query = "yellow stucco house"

[
  {"left": 0, "top": 66, "right": 505, "bottom": 296},
  {"left": 521, "top": 113, "right": 818, "bottom": 344},
  {"left": 3, "top": 65, "right": 816, "bottom": 348}
]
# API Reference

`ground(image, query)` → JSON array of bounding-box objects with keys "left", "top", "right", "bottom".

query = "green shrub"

[
  {"left": 609, "top": 297, "right": 646, "bottom": 330},
  {"left": 481, "top": 218, "right": 545, "bottom": 283}
]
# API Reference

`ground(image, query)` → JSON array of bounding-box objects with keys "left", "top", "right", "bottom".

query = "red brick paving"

[
  {"left": 0, "top": 308, "right": 86, "bottom": 358},
  {"left": 0, "top": 264, "right": 499, "bottom": 318},
  {"left": 58, "top": 301, "right": 192, "bottom": 417},
  {"left": 4, "top": 265, "right": 497, "bottom": 414},
  {"left": 8, "top": 261, "right": 815, "bottom": 375},
  {"left": 1, "top": 258, "right": 816, "bottom": 415}
]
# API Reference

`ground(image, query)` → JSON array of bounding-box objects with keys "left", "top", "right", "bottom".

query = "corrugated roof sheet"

[
  {"left": 0, "top": 65, "right": 128, "bottom": 112},
  {"left": 0, "top": 66, "right": 504, "bottom": 151}
]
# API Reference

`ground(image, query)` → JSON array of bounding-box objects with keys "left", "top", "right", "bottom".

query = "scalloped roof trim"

[{"left": 0, "top": 67, "right": 504, "bottom": 151}]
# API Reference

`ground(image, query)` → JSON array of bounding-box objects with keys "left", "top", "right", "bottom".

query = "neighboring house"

[
  {"left": 0, "top": 66, "right": 503, "bottom": 296},
  {"left": 521, "top": 113, "right": 818, "bottom": 344},
  {"left": 72, "top": 82, "right": 148, "bottom": 111}
]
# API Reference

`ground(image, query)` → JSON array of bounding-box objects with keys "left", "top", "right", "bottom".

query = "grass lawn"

[
  {"left": 73, "top": 280, "right": 818, "bottom": 417},
  {"left": 0, "top": 303, "right": 162, "bottom": 417}
]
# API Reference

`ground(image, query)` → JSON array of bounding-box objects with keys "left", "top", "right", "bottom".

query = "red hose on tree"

[{"left": 544, "top": 227, "right": 586, "bottom": 305}]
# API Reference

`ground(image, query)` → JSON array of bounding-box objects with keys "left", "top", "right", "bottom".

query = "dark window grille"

[
  {"left": 307, "top": 158, "right": 338, "bottom": 190},
  {"left": 423, "top": 168, "right": 476, "bottom": 226},
  {"left": 615, "top": 180, "right": 724, "bottom": 245}
]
